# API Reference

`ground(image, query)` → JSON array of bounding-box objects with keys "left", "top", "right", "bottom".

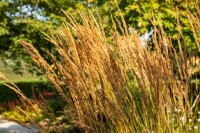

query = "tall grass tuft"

[{"left": 19, "top": 10, "right": 199, "bottom": 132}]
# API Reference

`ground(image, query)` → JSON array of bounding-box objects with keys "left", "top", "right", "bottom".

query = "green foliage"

[
  {"left": 117, "top": 0, "right": 200, "bottom": 52},
  {"left": 95, "top": 0, "right": 200, "bottom": 52},
  {"left": 45, "top": 97, "right": 65, "bottom": 116},
  {"left": 2, "top": 104, "right": 44, "bottom": 123},
  {"left": 0, "top": 80, "right": 52, "bottom": 104},
  {"left": 0, "top": 0, "right": 92, "bottom": 72}
]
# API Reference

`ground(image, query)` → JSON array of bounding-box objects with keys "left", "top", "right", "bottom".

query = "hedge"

[
  {"left": 0, "top": 78, "right": 198, "bottom": 109},
  {"left": 0, "top": 80, "right": 53, "bottom": 104}
]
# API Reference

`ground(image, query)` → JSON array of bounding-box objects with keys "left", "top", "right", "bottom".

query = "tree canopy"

[
  {"left": 118, "top": 0, "right": 200, "bottom": 52},
  {"left": 0, "top": 0, "right": 90, "bottom": 72}
]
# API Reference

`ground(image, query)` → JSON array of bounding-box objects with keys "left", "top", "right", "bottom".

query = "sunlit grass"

[
  {"left": 18, "top": 10, "right": 200, "bottom": 132},
  {"left": 0, "top": 8, "right": 199, "bottom": 132}
]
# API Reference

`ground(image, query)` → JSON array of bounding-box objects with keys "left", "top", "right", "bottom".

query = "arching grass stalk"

[{"left": 19, "top": 10, "right": 199, "bottom": 132}]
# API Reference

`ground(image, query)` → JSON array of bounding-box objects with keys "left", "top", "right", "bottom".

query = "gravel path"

[{"left": 0, "top": 119, "right": 38, "bottom": 133}]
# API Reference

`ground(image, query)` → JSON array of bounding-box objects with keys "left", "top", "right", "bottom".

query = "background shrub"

[{"left": 0, "top": 79, "right": 53, "bottom": 109}]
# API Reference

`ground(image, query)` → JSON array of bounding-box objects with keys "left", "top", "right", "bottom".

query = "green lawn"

[{"left": 0, "top": 59, "right": 44, "bottom": 82}]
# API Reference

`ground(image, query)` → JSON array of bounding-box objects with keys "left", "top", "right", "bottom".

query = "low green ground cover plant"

[
  {"left": 1, "top": 104, "right": 44, "bottom": 123},
  {"left": 1, "top": 8, "right": 199, "bottom": 133}
]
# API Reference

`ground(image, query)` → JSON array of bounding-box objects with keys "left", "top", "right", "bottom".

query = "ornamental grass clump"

[{"left": 19, "top": 10, "right": 199, "bottom": 132}]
